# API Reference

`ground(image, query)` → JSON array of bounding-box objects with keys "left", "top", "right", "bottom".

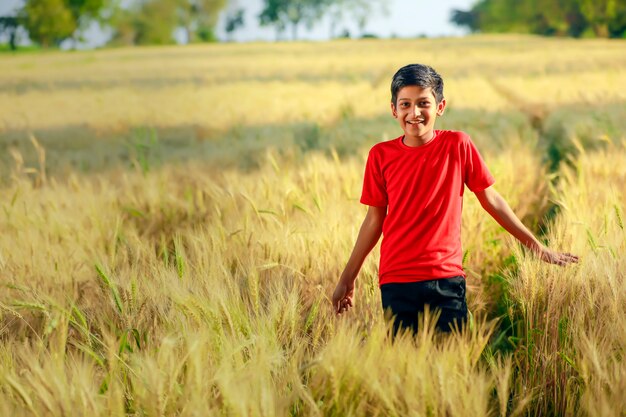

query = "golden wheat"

[{"left": 0, "top": 36, "right": 625, "bottom": 416}]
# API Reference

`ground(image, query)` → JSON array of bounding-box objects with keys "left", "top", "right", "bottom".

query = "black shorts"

[{"left": 380, "top": 276, "right": 468, "bottom": 336}]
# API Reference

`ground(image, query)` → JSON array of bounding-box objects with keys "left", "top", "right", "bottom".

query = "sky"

[{"left": 0, "top": 0, "right": 476, "bottom": 47}]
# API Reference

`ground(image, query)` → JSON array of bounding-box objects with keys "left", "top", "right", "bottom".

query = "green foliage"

[
  {"left": 179, "top": 0, "right": 226, "bottom": 43},
  {"left": 0, "top": 43, "right": 43, "bottom": 53},
  {"left": 21, "top": 0, "right": 76, "bottom": 47},
  {"left": 110, "top": 0, "right": 178, "bottom": 46},
  {"left": 325, "top": 0, "right": 387, "bottom": 38},
  {"left": 451, "top": 0, "right": 626, "bottom": 38},
  {"left": 67, "top": 0, "right": 105, "bottom": 17},
  {"left": 0, "top": 17, "right": 20, "bottom": 51},
  {"left": 135, "top": 0, "right": 178, "bottom": 45},
  {"left": 95, "top": 263, "right": 124, "bottom": 315},
  {"left": 224, "top": 8, "right": 244, "bottom": 40},
  {"left": 259, "top": 0, "right": 333, "bottom": 40},
  {"left": 17, "top": 0, "right": 106, "bottom": 48},
  {"left": 66, "top": 0, "right": 106, "bottom": 29},
  {"left": 294, "top": 122, "right": 322, "bottom": 152},
  {"left": 109, "top": 0, "right": 226, "bottom": 45},
  {"left": 125, "top": 127, "right": 161, "bottom": 174},
  {"left": 578, "top": 0, "right": 615, "bottom": 36},
  {"left": 450, "top": 9, "right": 480, "bottom": 32}
]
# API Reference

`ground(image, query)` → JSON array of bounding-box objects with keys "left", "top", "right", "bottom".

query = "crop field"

[{"left": 0, "top": 35, "right": 625, "bottom": 416}]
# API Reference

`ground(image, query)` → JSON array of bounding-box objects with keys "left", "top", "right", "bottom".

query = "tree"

[
  {"left": 19, "top": 0, "right": 108, "bottom": 48},
  {"left": 577, "top": 0, "right": 618, "bottom": 37},
  {"left": 67, "top": 0, "right": 107, "bottom": 32},
  {"left": 0, "top": 17, "right": 21, "bottom": 50},
  {"left": 225, "top": 8, "right": 244, "bottom": 41},
  {"left": 258, "top": 0, "right": 285, "bottom": 40},
  {"left": 109, "top": 0, "right": 226, "bottom": 45},
  {"left": 607, "top": 1, "right": 626, "bottom": 37},
  {"left": 451, "top": 0, "right": 626, "bottom": 38},
  {"left": 327, "top": 0, "right": 387, "bottom": 38},
  {"left": 513, "top": 0, "right": 569, "bottom": 36},
  {"left": 110, "top": 0, "right": 178, "bottom": 45},
  {"left": 177, "top": 0, "right": 227, "bottom": 43},
  {"left": 136, "top": 0, "right": 179, "bottom": 44},
  {"left": 21, "top": 0, "right": 76, "bottom": 47},
  {"left": 259, "top": 0, "right": 331, "bottom": 40},
  {"left": 450, "top": 9, "right": 480, "bottom": 33}
]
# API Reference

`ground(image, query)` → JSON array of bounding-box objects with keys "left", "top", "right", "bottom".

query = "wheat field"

[{"left": 0, "top": 35, "right": 625, "bottom": 416}]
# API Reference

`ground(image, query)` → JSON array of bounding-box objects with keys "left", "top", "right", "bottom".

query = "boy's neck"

[{"left": 402, "top": 130, "right": 436, "bottom": 147}]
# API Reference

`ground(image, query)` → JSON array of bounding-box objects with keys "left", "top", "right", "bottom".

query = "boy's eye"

[{"left": 420, "top": 102, "right": 430, "bottom": 107}]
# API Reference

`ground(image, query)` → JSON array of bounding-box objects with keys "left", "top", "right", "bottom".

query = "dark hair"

[{"left": 390, "top": 64, "right": 444, "bottom": 105}]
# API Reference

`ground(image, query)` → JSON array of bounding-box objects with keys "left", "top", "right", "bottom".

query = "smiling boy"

[{"left": 331, "top": 64, "right": 578, "bottom": 336}]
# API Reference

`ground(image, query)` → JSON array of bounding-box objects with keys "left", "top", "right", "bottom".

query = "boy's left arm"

[{"left": 474, "top": 186, "right": 579, "bottom": 266}]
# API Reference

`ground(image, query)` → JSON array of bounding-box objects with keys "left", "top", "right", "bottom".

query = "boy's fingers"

[
  {"left": 560, "top": 252, "right": 579, "bottom": 262},
  {"left": 552, "top": 252, "right": 579, "bottom": 266},
  {"left": 335, "top": 298, "right": 353, "bottom": 316},
  {"left": 542, "top": 249, "right": 579, "bottom": 266}
]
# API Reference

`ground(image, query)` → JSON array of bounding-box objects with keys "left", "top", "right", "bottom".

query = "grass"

[
  {"left": 0, "top": 35, "right": 625, "bottom": 416},
  {"left": 0, "top": 44, "right": 42, "bottom": 54},
  {"left": 0, "top": 147, "right": 513, "bottom": 415}
]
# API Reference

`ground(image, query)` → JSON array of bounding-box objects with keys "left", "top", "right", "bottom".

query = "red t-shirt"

[{"left": 360, "top": 130, "right": 495, "bottom": 285}]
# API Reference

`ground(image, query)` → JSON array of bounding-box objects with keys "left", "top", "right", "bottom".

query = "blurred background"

[
  {"left": 1, "top": 0, "right": 625, "bottom": 178},
  {"left": 1, "top": 0, "right": 624, "bottom": 51}
]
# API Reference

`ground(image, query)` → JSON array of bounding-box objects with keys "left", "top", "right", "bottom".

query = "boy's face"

[{"left": 391, "top": 85, "right": 446, "bottom": 145}]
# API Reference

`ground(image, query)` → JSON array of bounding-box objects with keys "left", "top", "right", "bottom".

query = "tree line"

[
  {"left": 452, "top": 0, "right": 626, "bottom": 38},
  {"left": 0, "top": 0, "right": 387, "bottom": 49},
  {"left": 1, "top": 0, "right": 624, "bottom": 50},
  {"left": 0, "top": 0, "right": 230, "bottom": 49},
  {"left": 258, "top": 0, "right": 386, "bottom": 41}
]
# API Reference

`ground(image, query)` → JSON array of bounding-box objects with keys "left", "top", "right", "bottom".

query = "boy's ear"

[
  {"left": 436, "top": 99, "right": 447, "bottom": 116},
  {"left": 390, "top": 102, "right": 398, "bottom": 118}
]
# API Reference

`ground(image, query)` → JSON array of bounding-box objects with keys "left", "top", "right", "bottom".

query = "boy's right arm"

[{"left": 332, "top": 205, "right": 387, "bottom": 315}]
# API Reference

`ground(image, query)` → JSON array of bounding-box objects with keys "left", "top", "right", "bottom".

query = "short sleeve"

[
  {"left": 464, "top": 136, "right": 495, "bottom": 192},
  {"left": 360, "top": 147, "right": 388, "bottom": 207}
]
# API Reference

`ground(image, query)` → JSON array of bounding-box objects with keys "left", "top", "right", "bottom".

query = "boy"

[{"left": 331, "top": 64, "right": 578, "bottom": 335}]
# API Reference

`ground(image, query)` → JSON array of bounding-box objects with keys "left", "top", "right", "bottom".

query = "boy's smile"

[{"left": 391, "top": 85, "right": 446, "bottom": 147}]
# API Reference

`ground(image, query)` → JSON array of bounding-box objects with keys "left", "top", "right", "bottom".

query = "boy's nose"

[{"left": 413, "top": 106, "right": 420, "bottom": 116}]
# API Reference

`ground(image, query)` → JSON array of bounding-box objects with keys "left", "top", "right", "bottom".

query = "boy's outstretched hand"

[
  {"left": 332, "top": 280, "right": 354, "bottom": 315},
  {"left": 475, "top": 187, "right": 580, "bottom": 267},
  {"left": 538, "top": 247, "right": 579, "bottom": 266}
]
